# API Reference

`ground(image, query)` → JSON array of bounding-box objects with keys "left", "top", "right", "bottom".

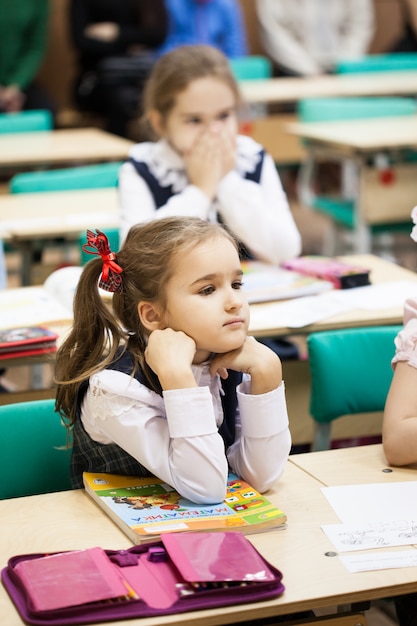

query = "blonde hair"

[
  {"left": 142, "top": 44, "right": 242, "bottom": 135},
  {"left": 55, "top": 217, "right": 238, "bottom": 425}
]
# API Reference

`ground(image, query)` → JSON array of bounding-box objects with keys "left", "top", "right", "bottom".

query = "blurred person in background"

[
  {"left": 0, "top": 0, "right": 56, "bottom": 117},
  {"left": 158, "top": 0, "right": 248, "bottom": 59},
  {"left": 256, "top": 0, "right": 374, "bottom": 77},
  {"left": 69, "top": 0, "right": 168, "bottom": 137}
]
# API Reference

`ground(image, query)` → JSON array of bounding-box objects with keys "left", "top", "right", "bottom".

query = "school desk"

[
  {"left": 0, "top": 460, "right": 413, "bottom": 626},
  {"left": 0, "top": 127, "right": 133, "bottom": 171},
  {"left": 248, "top": 253, "right": 417, "bottom": 338},
  {"left": 239, "top": 71, "right": 417, "bottom": 105},
  {"left": 289, "top": 442, "right": 417, "bottom": 487},
  {"left": 0, "top": 187, "right": 119, "bottom": 285},
  {"left": 287, "top": 115, "right": 417, "bottom": 253}
]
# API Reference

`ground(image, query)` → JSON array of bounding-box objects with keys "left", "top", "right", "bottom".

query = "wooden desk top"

[
  {"left": 240, "top": 71, "right": 417, "bottom": 104},
  {"left": 289, "top": 443, "right": 417, "bottom": 487},
  {"left": 2, "top": 461, "right": 417, "bottom": 625},
  {"left": 249, "top": 254, "right": 417, "bottom": 337},
  {"left": 0, "top": 128, "right": 133, "bottom": 169},
  {"left": 0, "top": 187, "right": 119, "bottom": 240},
  {"left": 287, "top": 115, "right": 417, "bottom": 154}
]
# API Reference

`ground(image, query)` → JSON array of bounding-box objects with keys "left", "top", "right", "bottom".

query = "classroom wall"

[{"left": 37, "top": 0, "right": 408, "bottom": 120}]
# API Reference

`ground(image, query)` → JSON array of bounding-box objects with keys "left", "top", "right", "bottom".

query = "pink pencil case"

[{"left": 1, "top": 532, "right": 284, "bottom": 625}]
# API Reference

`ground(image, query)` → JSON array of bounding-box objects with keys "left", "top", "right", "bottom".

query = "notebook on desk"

[{"left": 241, "top": 261, "right": 333, "bottom": 304}]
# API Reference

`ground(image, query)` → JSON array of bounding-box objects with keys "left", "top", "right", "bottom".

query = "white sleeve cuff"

[{"left": 236, "top": 381, "right": 289, "bottom": 437}]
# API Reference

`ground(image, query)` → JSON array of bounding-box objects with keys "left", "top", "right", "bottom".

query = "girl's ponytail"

[{"left": 55, "top": 257, "right": 126, "bottom": 425}]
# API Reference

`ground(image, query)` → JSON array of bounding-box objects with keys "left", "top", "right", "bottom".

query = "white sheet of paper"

[
  {"left": 321, "top": 482, "right": 417, "bottom": 524},
  {"left": 339, "top": 549, "right": 417, "bottom": 573},
  {"left": 322, "top": 520, "right": 417, "bottom": 552},
  {"left": 331, "top": 280, "right": 416, "bottom": 310},
  {"left": 248, "top": 280, "right": 414, "bottom": 330},
  {"left": 249, "top": 292, "right": 353, "bottom": 330}
]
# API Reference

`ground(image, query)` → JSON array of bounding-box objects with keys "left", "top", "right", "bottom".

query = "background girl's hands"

[
  {"left": 145, "top": 328, "right": 197, "bottom": 390},
  {"left": 184, "top": 128, "right": 223, "bottom": 199},
  {"left": 184, "top": 126, "right": 236, "bottom": 199},
  {"left": 209, "top": 337, "right": 282, "bottom": 395}
]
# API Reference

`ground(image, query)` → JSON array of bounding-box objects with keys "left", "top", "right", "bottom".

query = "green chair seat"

[
  {"left": 0, "top": 399, "right": 72, "bottom": 499},
  {"left": 313, "top": 197, "right": 355, "bottom": 228},
  {"left": 313, "top": 197, "right": 412, "bottom": 234},
  {"left": 0, "top": 109, "right": 53, "bottom": 134},
  {"left": 307, "top": 326, "right": 401, "bottom": 451}
]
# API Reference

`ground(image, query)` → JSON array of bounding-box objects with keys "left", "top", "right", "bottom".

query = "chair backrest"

[
  {"left": 297, "top": 96, "right": 417, "bottom": 123},
  {"left": 0, "top": 399, "right": 72, "bottom": 499},
  {"left": 307, "top": 325, "right": 401, "bottom": 426},
  {"left": 9, "top": 161, "right": 123, "bottom": 194},
  {"left": 336, "top": 52, "right": 417, "bottom": 74},
  {"left": 229, "top": 55, "right": 272, "bottom": 81},
  {"left": 0, "top": 109, "right": 53, "bottom": 134}
]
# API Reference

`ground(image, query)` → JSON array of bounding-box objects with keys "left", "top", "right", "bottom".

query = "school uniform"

[
  {"left": 119, "top": 135, "right": 301, "bottom": 265},
  {"left": 72, "top": 349, "right": 291, "bottom": 504}
]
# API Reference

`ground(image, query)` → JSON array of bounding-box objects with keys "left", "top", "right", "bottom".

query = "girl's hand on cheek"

[
  {"left": 184, "top": 129, "right": 222, "bottom": 199},
  {"left": 145, "top": 329, "right": 198, "bottom": 390},
  {"left": 209, "top": 337, "right": 282, "bottom": 395}
]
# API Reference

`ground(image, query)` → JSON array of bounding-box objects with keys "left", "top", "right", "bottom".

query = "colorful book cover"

[{"left": 83, "top": 472, "right": 286, "bottom": 545}]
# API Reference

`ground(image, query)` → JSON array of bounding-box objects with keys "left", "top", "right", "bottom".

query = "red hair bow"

[{"left": 82, "top": 229, "right": 123, "bottom": 293}]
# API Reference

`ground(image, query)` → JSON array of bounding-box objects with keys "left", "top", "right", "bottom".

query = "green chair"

[
  {"left": 307, "top": 325, "right": 401, "bottom": 451},
  {"left": 229, "top": 55, "right": 272, "bottom": 81},
  {"left": 0, "top": 109, "right": 53, "bottom": 134},
  {"left": 0, "top": 399, "right": 72, "bottom": 499},
  {"left": 336, "top": 52, "right": 417, "bottom": 74},
  {"left": 9, "top": 161, "right": 123, "bottom": 194},
  {"left": 296, "top": 96, "right": 417, "bottom": 253}
]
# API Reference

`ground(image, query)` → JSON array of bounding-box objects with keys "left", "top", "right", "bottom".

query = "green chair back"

[
  {"left": 0, "top": 399, "right": 72, "bottom": 499},
  {"left": 307, "top": 326, "right": 401, "bottom": 451},
  {"left": 336, "top": 52, "right": 417, "bottom": 74},
  {"left": 9, "top": 161, "right": 123, "bottom": 194},
  {"left": 0, "top": 109, "right": 53, "bottom": 134},
  {"left": 230, "top": 55, "right": 272, "bottom": 81}
]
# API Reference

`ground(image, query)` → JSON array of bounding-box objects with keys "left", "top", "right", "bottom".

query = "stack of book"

[{"left": 0, "top": 326, "right": 58, "bottom": 361}]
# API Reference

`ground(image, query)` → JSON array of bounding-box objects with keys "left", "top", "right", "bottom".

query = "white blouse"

[
  {"left": 118, "top": 135, "right": 301, "bottom": 265},
  {"left": 80, "top": 362, "right": 291, "bottom": 504}
]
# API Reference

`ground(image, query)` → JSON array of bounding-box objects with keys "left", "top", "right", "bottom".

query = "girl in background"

[
  {"left": 119, "top": 44, "right": 301, "bottom": 265},
  {"left": 55, "top": 217, "right": 291, "bottom": 503}
]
